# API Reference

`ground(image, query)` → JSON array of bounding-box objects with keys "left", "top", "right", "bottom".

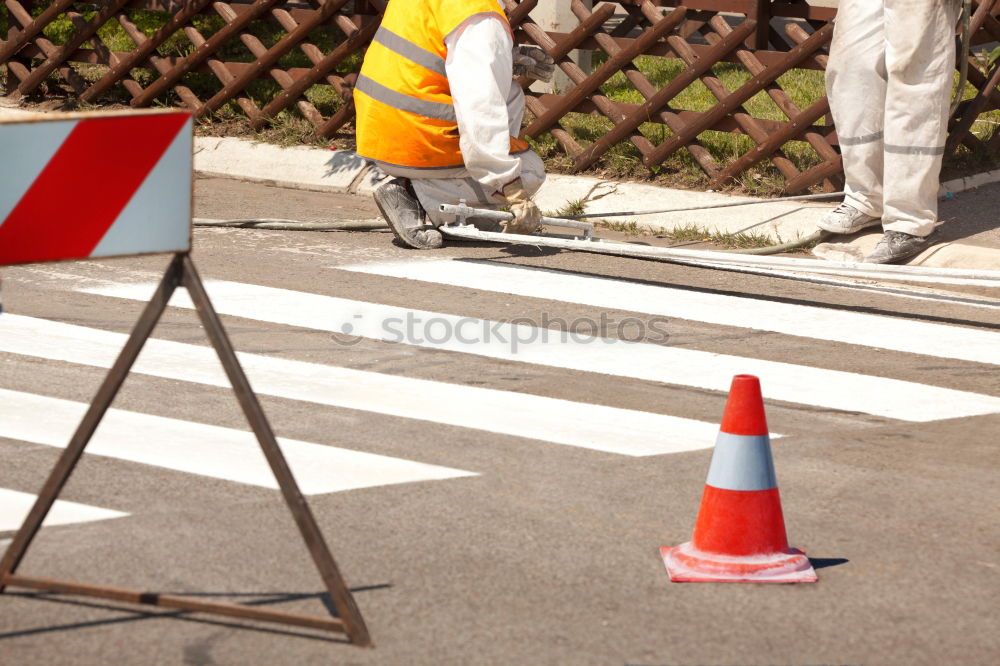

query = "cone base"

[{"left": 661, "top": 542, "right": 817, "bottom": 583}]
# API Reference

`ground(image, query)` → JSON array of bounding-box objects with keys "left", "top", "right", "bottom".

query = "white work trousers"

[
  {"left": 826, "top": 0, "right": 959, "bottom": 237},
  {"left": 377, "top": 80, "right": 546, "bottom": 226}
]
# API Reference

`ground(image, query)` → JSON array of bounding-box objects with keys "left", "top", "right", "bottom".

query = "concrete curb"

[{"left": 192, "top": 136, "right": 835, "bottom": 241}]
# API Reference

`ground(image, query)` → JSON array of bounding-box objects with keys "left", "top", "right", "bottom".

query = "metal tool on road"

[
  {"left": 438, "top": 203, "right": 1000, "bottom": 289},
  {"left": 439, "top": 201, "right": 595, "bottom": 239}
]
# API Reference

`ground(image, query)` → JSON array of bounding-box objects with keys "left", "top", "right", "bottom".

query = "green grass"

[{"left": 593, "top": 218, "right": 781, "bottom": 250}]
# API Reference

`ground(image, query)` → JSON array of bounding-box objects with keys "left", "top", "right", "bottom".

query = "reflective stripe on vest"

[{"left": 354, "top": 0, "right": 528, "bottom": 170}]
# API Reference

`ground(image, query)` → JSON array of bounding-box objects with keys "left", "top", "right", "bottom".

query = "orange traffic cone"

[{"left": 661, "top": 374, "right": 817, "bottom": 583}]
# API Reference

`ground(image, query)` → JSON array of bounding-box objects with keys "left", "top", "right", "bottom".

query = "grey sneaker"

[
  {"left": 864, "top": 231, "right": 931, "bottom": 264},
  {"left": 373, "top": 178, "right": 444, "bottom": 249},
  {"left": 816, "top": 203, "right": 881, "bottom": 234}
]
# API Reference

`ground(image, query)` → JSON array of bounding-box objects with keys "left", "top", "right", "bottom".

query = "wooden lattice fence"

[{"left": 2, "top": 0, "right": 1000, "bottom": 193}]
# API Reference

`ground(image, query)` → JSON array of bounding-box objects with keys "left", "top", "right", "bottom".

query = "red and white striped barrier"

[{"left": 0, "top": 110, "right": 192, "bottom": 266}]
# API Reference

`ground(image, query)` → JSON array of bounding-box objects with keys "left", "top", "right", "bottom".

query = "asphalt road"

[{"left": 1, "top": 177, "right": 998, "bottom": 665}]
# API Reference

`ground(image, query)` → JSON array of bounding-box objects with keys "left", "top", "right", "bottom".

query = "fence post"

[
  {"left": 748, "top": 0, "right": 771, "bottom": 49},
  {"left": 529, "top": 0, "right": 593, "bottom": 94}
]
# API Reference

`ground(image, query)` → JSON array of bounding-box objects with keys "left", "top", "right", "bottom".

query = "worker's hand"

[
  {"left": 512, "top": 45, "right": 555, "bottom": 83},
  {"left": 500, "top": 178, "right": 542, "bottom": 235}
]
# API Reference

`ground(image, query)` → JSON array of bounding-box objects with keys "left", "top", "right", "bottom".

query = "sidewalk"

[{"left": 193, "top": 135, "right": 1000, "bottom": 270}]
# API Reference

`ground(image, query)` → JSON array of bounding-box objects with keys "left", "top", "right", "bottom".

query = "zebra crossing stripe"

[
  {"left": 341, "top": 259, "right": 1000, "bottom": 366},
  {"left": 0, "top": 315, "right": 720, "bottom": 456},
  {"left": 83, "top": 281, "right": 1000, "bottom": 422},
  {"left": 0, "top": 388, "right": 474, "bottom": 494},
  {"left": 0, "top": 487, "right": 128, "bottom": 532}
]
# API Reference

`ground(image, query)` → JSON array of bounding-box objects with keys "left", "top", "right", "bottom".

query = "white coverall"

[
  {"left": 827, "top": 0, "right": 959, "bottom": 237},
  {"left": 373, "top": 15, "right": 545, "bottom": 225}
]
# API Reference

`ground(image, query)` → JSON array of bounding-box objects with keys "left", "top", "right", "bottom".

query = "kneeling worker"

[{"left": 354, "top": 0, "right": 554, "bottom": 249}]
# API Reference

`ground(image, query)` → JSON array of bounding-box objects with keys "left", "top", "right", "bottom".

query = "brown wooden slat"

[
  {"left": 531, "top": 2, "right": 615, "bottom": 64},
  {"left": 4, "top": 0, "right": 89, "bottom": 94},
  {"left": 596, "top": 1, "right": 722, "bottom": 176},
  {"left": 15, "top": 0, "right": 134, "bottom": 96},
  {"left": 180, "top": 18, "right": 263, "bottom": 119},
  {"left": 250, "top": 2, "right": 381, "bottom": 129},
  {"left": 524, "top": 4, "right": 685, "bottom": 137},
  {"left": 112, "top": 13, "right": 205, "bottom": 110},
  {"left": 269, "top": 7, "right": 353, "bottom": 98},
  {"left": 710, "top": 96, "right": 831, "bottom": 191},
  {"left": 672, "top": 19, "right": 801, "bottom": 183},
  {"left": 81, "top": 0, "right": 215, "bottom": 103},
  {"left": 947, "top": 57, "right": 1000, "bottom": 154},
  {"left": 130, "top": 0, "right": 283, "bottom": 108},
  {"left": 643, "top": 21, "right": 832, "bottom": 167},
  {"left": 197, "top": 0, "right": 347, "bottom": 123},
  {"left": 516, "top": 5, "right": 668, "bottom": 170},
  {"left": 572, "top": 18, "right": 758, "bottom": 172},
  {"left": 0, "top": 0, "right": 77, "bottom": 64}
]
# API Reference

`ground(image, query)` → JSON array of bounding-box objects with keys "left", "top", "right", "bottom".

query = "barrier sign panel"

[{"left": 0, "top": 110, "right": 192, "bottom": 266}]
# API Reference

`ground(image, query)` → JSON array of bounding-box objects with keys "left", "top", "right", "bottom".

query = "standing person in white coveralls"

[
  {"left": 818, "top": 0, "right": 961, "bottom": 263},
  {"left": 353, "top": 0, "right": 554, "bottom": 249}
]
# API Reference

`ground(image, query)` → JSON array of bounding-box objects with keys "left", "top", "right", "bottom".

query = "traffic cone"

[{"left": 661, "top": 374, "right": 817, "bottom": 583}]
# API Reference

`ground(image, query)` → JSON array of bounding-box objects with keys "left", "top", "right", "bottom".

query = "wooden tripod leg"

[
  {"left": 178, "top": 255, "right": 372, "bottom": 647},
  {"left": 0, "top": 254, "right": 185, "bottom": 591}
]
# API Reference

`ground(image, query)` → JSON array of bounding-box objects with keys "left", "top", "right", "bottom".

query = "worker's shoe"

[
  {"left": 373, "top": 178, "right": 444, "bottom": 249},
  {"left": 864, "top": 230, "right": 931, "bottom": 264},
  {"left": 816, "top": 203, "right": 881, "bottom": 235}
]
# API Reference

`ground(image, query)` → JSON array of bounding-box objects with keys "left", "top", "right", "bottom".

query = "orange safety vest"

[{"left": 354, "top": 0, "right": 531, "bottom": 171}]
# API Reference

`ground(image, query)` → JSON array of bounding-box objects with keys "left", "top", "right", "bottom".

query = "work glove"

[
  {"left": 500, "top": 178, "right": 542, "bottom": 235},
  {"left": 512, "top": 45, "right": 555, "bottom": 83}
]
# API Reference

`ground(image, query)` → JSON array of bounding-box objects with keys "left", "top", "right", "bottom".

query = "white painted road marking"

[
  {"left": 0, "top": 388, "right": 474, "bottom": 494},
  {"left": 83, "top": 281, "right": 1000, "bottom": 422},
  {"left": 0, "top": 315, "right": 719, "bottom": 456},
  {"left": 0, "top": 487, "right": 128, "bottom": 532},
  {"left": 342, "top": 258, "right": 1000, "bottom": 366}
]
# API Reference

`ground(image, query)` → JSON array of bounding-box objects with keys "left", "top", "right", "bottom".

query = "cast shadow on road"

[
  {"left": 809, "top": 557, "right": 849, "bottom": 570},
  {"left": 0, "top": 584, "right": 390, "bottom": 643}
]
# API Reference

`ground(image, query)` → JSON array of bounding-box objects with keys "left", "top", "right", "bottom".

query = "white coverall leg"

[
  {"left": 826, "top": 0, "right": 958, "bottom": 237},
  {"left": 410, "top": 79, "right": 546, "bottom": 226}
]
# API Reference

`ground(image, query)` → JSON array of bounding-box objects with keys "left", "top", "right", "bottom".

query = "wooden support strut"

[{"left": 0, "top": 253, "right": 372, "bottom": 647}]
